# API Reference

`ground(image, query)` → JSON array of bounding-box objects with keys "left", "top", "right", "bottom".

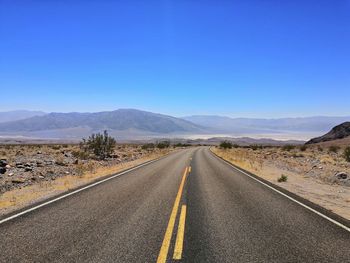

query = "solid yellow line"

[
  {"left": 157, "top": 167, "right": 188, "bottom": 263},
  {"left": 173, "top": 205, "right": 187, "bottom": 260}
]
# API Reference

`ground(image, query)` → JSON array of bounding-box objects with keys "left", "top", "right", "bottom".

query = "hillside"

[
  {"left": 306, "top": 122, "right": 350, "bottom": 144},
  {"left": 0, "top": 109, "right": 204, "bottom": 138}
]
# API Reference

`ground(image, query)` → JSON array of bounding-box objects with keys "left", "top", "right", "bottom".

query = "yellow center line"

[
  {"left": 173, "top": 205, "right": 187, "bottom": 260},
  {"left": 157, "top": 167, "right": 188, "bottom": 263}
]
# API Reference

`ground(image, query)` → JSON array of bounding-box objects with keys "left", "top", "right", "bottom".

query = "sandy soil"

[{"left": 212, "top": 146, "right": 350, "bottom": 220}]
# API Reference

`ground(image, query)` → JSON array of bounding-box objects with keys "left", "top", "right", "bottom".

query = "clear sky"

[{"left": 1, "top": 0, "right": 349, "bottom": 117}]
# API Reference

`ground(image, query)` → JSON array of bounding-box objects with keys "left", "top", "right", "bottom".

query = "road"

[{"left": 0, "top": 147, "right": 349, "bottom": 262}]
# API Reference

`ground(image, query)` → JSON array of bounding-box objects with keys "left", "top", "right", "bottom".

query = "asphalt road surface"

[{"left": 0, "top": 147, "right": 349, "bottom": 262}]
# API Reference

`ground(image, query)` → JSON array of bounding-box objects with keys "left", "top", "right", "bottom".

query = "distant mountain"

[
  {"left": 1, "top": 110, "right": 348, "bottom": 141},
  {"left": 0, "top": 109, "right": 204, "bottom": 139},
  {"left": 182, "top": 115, "right": 350, "bottom": 134},
  {"left": 0, "top": 110, "right": 46, "bottom": 123},
  {"left": 305, "top": 122, "right": 350, "bottom": 144}
]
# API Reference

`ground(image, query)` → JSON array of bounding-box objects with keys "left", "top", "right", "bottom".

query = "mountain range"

[
  {"left": 0, "top": 109, "right": 348, "bottom": 141},
  {"left": 0, "top": 110, "right": 46, "bottom": 123},
  {"left": 0, "top": 109, "right": 204, "bottom": 139},
  {"left": 182, "top": 115, "right": 350, "bottom": 134}
]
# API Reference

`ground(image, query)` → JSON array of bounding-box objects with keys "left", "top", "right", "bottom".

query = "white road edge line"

[
  {"left": 0, "top": 157, "right": 160, "bottom": 225},
  {"left": 213, "top": 153, "right": 350, "bottom": 233}
]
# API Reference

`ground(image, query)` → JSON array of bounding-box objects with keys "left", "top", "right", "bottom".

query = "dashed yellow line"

[
  {"left": 157, "top": 167, "right": 188, "bottom": 263},
  {"left": 173, "top": 205, "right": 187, "bottom": 260}
]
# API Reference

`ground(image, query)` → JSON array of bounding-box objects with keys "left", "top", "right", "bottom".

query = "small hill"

[{"left": 306, "top": 122, "right": 350, "bottom": 144}]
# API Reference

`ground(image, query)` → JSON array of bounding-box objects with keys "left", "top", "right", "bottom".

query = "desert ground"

[
  {"left": 0, "top": 143, "right": 175, "bottom": 216},
  {"left": 212, "top": 144, "right": 350, "bottom": 220}
]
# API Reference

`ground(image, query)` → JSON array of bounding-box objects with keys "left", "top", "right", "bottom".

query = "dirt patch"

[{"left": 212, "top": 146, "right": 350, "bottom": 220}]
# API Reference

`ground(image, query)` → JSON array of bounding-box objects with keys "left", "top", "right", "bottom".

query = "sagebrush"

[
  {"left": 344, "top": 146, "right": 350, "bottom": 162},
  {"left": 80, "top": 130, "right": 116, "bottom": 159}
]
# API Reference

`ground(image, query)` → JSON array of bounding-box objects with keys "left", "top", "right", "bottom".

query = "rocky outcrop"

[
  {"left": 306, "top": 122, "right": 350, "bottom": 144},
  {"left": 0, "top": 159, "right": 7, "bottom": 174}
]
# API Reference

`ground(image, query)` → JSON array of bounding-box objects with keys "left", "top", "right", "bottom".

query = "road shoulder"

[{"left": 210, "top": 147, "right": 350, "bottom": 229}]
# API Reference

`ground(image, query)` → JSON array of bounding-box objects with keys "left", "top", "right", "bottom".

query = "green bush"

[
  {"left": 299, "top": 145, "right": 307, "bottom": 151},
  {"left": 344, "top": 146, "right": 350, "bottom": 162},
  {"left": 329, "top": 145, "right": 340, "bottom": 153},
  {"left": 156, "top": 141, "right": 170, "bottom": 149},
  {"left": 250, "top": 144, "right": 263, "bottom": 151},
  {"left": 80, "top": 130, "right": 116, "bottom": 160},
  {"left": 173, "top": 143, "right": 191, "bottom": 148},
  {"left": 219, "top": 141, "right": 233, "bottom": 149},
  {"left": 281, "top": 145, "right": 295, "bottom": 151},
  {"left": 277, "top": 174, "right": 288, "bottom": 182},
  {"left": 141, "top": 143, "right": 155, "bottom": 150},
  {"left": 72, "top": 150, "right": 90, "bottom": 160},
  {"left": 50, "top": 145, "right": 61, "bottom": 150}
]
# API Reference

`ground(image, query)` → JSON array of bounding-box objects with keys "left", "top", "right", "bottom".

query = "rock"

[
  {"left": 37, "top": 151, "right": 42, "bottom": 154},
  {"left": 5, "top": 164, "right": 11, "bottom": 169},
  {"left": 12, "top": 178, "right": 25, "bottom": 184},
  {"left": 45, "top": 160, "right": 54, "bottom": 165},
  {"left": 0, "top": 167, "right": 6, "bottom": 174},
  {"left": 25, "top": 163, "right": 32, "bottom": 167},
  {"left": 8, "top": 173, "right": 14, "bottom": 177},
  {"left": 38, "top": 175, "right": 45, "bottom": 179},
  {"left": 335, "top": 172, "right": 348, "bottom": 180},
  {"left": 74, "top": 159, "right": 79, "bottom": 164},
  {"left": 55, "top": 160, "right": 66, "bottom": 166},
  {"left": 46, "top": 170, "right": 55, "bottom": 177},
  {"left": 0, "top": 159, "right": 8, "bottom": 167},
  {"left": 15, "top": 162, "right": 23, "bottom": 166},
  {"left": 25, "top": 167, "right": 33, "bottom": 172}
]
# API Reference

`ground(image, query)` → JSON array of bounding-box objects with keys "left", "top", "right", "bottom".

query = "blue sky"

[{"left": 1, "top": 0, "right": 349, "bottom": 117}]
